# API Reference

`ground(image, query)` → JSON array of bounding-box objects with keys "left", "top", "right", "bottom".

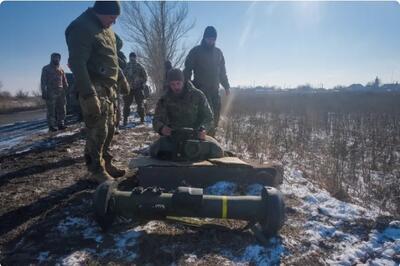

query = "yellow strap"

[{"left": 222, "top": 196, "right": 228, "bottom": 219}]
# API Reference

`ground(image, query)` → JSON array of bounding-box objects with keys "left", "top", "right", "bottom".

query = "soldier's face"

[
  {"left": 130, "top": 56, "right": 136, "bottom": 63},
  {"left": 97, "top": 14, "right": 118, "bottom": 28},
  {"left": 204, "top": 37, "right": 216, "bottom": 47},
  {"left": 51, "top": 56, "right": 60, "bottom": 65},
  {"left": 170, "top": 80, "right": 184, "bottom": 94}
]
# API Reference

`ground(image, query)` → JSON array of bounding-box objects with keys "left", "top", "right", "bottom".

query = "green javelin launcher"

[{"left": 93, "top": 181, "right": 285, "bottom": 236}]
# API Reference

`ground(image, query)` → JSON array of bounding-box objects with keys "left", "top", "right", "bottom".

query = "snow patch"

[
  {"left": 205, "top": 181, "right": 238, "bottom": 195},
  {"left": 60, "top": 249, "right": 94, "bottom": 266},
  {"left": 37, "top": 251, "right": 49, "bottom": 263}
]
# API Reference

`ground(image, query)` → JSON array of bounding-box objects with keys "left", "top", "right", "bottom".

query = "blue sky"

[{"left": 0, "top": 1, "right": 399, "bottom": 94}]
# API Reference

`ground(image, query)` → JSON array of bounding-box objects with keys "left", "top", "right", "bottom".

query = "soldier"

[
  {"left": 163, "top": 60, "right": 173, "bottom": 91},
  {"left": 114, "top": 33, "right": 130, "bottom": 134},
  {"left": 123, "top": 52, "right": 147, "bottom": 125},
  {"left": 150, "top": 68, "right": 224, "bottom": 160},
  {"left": 183, "top": 26, "right": 231, "bottom": 136},
  {"left": 65, "top": 1, "right": 127, "bottom": 183},
  {"left": 40, "top": 53, "right": 68, "bottom": 132}
]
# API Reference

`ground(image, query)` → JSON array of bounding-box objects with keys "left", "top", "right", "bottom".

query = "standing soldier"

[
  {"left": 41, "top": 53, "right": 68, "bottom": 132},
  {"left": 114, "top": 33, "right": 129, "bottom": 134},
  {"left": 123, "top": 52, "right": 147, "bottom": 125},
  {"left": 183, "top": 26, "right": 230, "bottom": 136},
  {"left": 163, "top": 60, "right": 173, "bottom": 91},
  {"left": 65, "top": 1, "right": 126, "bottom": 183}
]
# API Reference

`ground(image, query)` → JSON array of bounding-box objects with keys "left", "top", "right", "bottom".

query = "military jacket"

[
  {"left": 153, "top": 82, "right": 214, "bottom": 133},
  {"left": 124, "top": 61, "right": 147, "bottom": 88},
  {"left": 65, "top": 8, "right": 118, "bottom": 98},
  {"left": 41, "top": 64, "right": 68, "bottom": 92},
  {"left": 183, "top": 40, "right": 230, "bottom": 92}
]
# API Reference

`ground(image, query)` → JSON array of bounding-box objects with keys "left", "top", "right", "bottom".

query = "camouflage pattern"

[
  {"left": 65, "top": 8, "right": 119, "bottom": 99},
  {"left": 150, "top": 135, "right": 224, "bottom": 161},
  {"left": 153, "top": 81, "right": 213, "bottom": 134},
  {"left": 40, "top": 63, "right": 68, "bottom": 128},
  {"left": 114, "top": 33, "right": 129, "bottom": 129},
  {"left": 123, "top": 60, "right": 147, "bottom": 122},
  {"left": 183, "top": 39, "right": 230, "bottom": 135},
  {"left": 151, "top": 81, "right": 224, "bottom": 160},
  {"left": 65, "top": 8, "right": 119, "bottom": 175}
]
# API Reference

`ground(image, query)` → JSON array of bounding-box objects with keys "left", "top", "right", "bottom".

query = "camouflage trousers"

[
  {"left": 46, "top": 87, "right": 66, "bottom": 128},
  {"left": 123, "top": 87, "right": 145, "bottom": 122},
  {"left": 79, "top": 82, "right": 117, "bottom": 174},
  {"left": 115, "top": 93, "right": 122, "bottom": 128},
  {"left": 200, "top": 88, "right": 220, "bottom": 137},
  {"left": 150, "top": 135, "right": 224, "bottom": 161}
]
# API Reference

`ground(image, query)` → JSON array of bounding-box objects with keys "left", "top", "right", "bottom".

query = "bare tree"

[{"left": 120, "top": 1, "right": 194, "bottom": 95}]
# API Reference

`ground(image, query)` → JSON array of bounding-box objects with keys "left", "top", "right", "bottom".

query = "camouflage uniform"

[
  {"left": 150, "top": 81, "right": 224, "bottom": 160},
  {"left": 66, "top": 7, "right": 124, "bottom": 181},
  {"left": 41, "top": 63, "right": 68, "bottom": 130},
  {"left": 184, "top": 34, "right": 230, "bottom": 136},
  {"left": 123, "top": 60, "right": 147, "bottom": 123},
  {"left": 115, "top": 34, "right": 129, "bottom": 130}
]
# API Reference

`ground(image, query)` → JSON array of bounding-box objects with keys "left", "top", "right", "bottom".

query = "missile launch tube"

[{"left": 94, "top": 182, "right": 285, "bottom": 236}]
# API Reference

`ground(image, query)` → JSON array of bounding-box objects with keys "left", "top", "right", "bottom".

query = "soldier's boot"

[
  {"left": 105, "top": 160, "right": 126, "bottom": 178},
  {"left": 58, "top": 123, "right": 67, "bottom": 130},
  {"left": 104, "top": 153, "right": 126, "bottom": 178},
  {"left": 88, "top": 169, "right": 114, "bottom": 184},
  {"left": 49, "top": 126, "right": 58, "bottom": 132}
]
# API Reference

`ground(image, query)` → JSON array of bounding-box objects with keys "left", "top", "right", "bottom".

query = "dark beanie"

[
  {"left": 167, "top": 68, "right": 184, "bottom": 82},
  {"left": 129, "top": 52, "right": 136, "bottom": 58},
  {"left": 51, "top": 53, "right": 61, "bottom": 58},
  {"left": 203, "top": 26, "right": 217, "bottom": 39},
  {"left": 93, "top": 1, "right": 121, "bottom": 15}
]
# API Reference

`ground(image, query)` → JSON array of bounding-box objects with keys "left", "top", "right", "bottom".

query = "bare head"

[{"left": 93, "top": 1, "right": 120, "bottom": 28}]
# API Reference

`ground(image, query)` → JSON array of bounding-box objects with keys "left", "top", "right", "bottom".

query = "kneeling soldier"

[{"left": 151, "top": 69, "right": 224, "bottom": 161}]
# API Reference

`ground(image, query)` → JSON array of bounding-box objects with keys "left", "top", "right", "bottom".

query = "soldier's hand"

[
  {"left": 198, "top": 130, "right": 206, "bottom": 141},
  {"left": 225, "top": 89, "right": 230, "bottom": 96},
  {"left": 84, "top": 95, "right": 101, "bottom": 118},
  {"left": 161, "top": 126, "right": 172, "bottom": 136}
]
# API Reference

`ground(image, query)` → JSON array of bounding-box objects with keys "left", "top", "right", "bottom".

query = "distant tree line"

[{"left": 233, "top": 77, "right": 400, "bottom": 94}]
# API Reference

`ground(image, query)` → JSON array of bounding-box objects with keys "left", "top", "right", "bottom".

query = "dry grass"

[
  {"left": 0, "top": 96, "right": 45, "bottom": 114},
  {"left": 221, "top": 90, "right": 400, "bottom": 217}
]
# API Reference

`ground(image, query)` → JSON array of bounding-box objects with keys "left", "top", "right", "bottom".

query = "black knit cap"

[
  {"left": 129, "top": 52, "right": 136, "bottom": 58},
  {"left": 167, "top": 68, "right": 184, "bottom": 82},
  {"left": 203, "top": 26, "right": 217, "bottom": 39},
  {"left": 93, "top": 1, "right": 121, "bottom": 15}
]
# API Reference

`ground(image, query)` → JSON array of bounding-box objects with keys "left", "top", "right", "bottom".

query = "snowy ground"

[
  {"left": 23, "top": 164, "right": 398, "bottom": 265},
  {"left": 0, "top": 111, "right": 399, "bottom": 265}
]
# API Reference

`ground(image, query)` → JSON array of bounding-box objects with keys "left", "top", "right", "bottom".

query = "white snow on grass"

[
  {"left": 204, "top": 181, "right": 238, "bottom": 195},
  {"left": 37, "top": 251, "right": 49, "bottom": 264},
  {"left": 60, "top": 249, "right": 95, "bottom": 266},
  {"left": 55, "top": 128, "right": 80, "bottom": 138},
  {"left": 53, "top": 216, "right": 162, "bottom": 263},
  {"left": 326, "top": 224, "right": 400, "bottom": 265},
  {"left": 280, "top": 164, "right": 399, "bottom": 265},
  {"left": 0, "top": 135, "right": 25, "bottom": 152}
]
